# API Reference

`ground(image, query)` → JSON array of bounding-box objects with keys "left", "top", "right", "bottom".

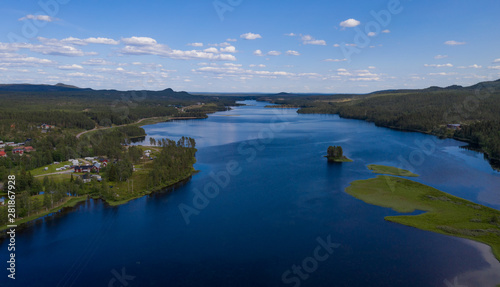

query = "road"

[{"left": 75, "top": 117, "right": 160, "bottom": 139}]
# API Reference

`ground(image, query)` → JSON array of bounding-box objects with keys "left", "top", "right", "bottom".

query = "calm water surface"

[{"left": 1, "top": 100, "right": 499, "bottom": 287}]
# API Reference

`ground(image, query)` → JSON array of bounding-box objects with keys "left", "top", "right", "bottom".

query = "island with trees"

[{"left": 325, "top": 146, "right": 353, "bottom": 162}]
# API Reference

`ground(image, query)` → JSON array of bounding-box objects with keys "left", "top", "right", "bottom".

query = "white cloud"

[
  {"left": 444, "top": 40, "right": 466, "bottom": 46},
  {"left": 84, "top": 37, "right": 119, "bottom": 45},
  {"left": 301, "top": 35, "right": 326, "bottom": 45},
  {"left": 333, "top": 44, "right": 340, "bottom": 47},
  {"left": 0, "top": 53, "right": 55, "bottom": 67},
  {"left": 382, "top": 29, "right": 390, "bottom": 33},
  {"left": 61, "top": 37, "right": 119, "bottom": 45},
  {"left": 220, "top": 46, "right": 236, "bottom": 53},
  {"left": 19, "top": 14, "right": 54, "bottom": 22},
  {"left": 284, "top": 33, "right": 296, "bottom": 37},
  {"left": 488, "top": 66, "right": 500, "bottom": 70},
  {"left": 286, "top": 50, "right": 300, "bottom": 56},
  {"left": 122, "top": 37, "right": 158, "bottom": 46},
  {"left": 82, "top": 58, "right": 114, "bottom": 65},
  {"left": 253, "top": 50, "right": 263, "bottom": 56},
  {"left": 120, "top": 38, "right": 236, "bottom": 61},
  {"left": 494, "top": 59, "right": 500, "bottom": 63},
  {"left": 193, "top": 63, "right": 303, "bottom": 79},
  {"left": 240, "top": 33, "right": 262, "bottom": 40},
  {"left": 267, "top": 51, "right": 281, "bottom": 56},
  {"left": 368, "top": 66, "right": 376, "bottom": 69},
  {"left": 469, "top": 64, "right": 482, "bottom": 69},
  {"left": 324, "top": 58, "right": 347, "bottom": 62},
  {"left": 429, "top": 72, "right": 456, "bottom": 76},
  {"left": 58, "top": 64, "right": 83, "bottom": 70},
  {"left": 424, "top": 63, "right": 453, "bottom": 68},
  {"left": 434, "top": 55, "right": 448, "bottom": 59},
  {"left": 367, "top": 32, "right": 376, "bottom": 37},
  {"left": 204, "top": 47, "right": 219, "bottom": 53},
  {"left": 340, "top": 18, "right": 361, "bottom": 28},
  {"left": 188, "top": 43, "right": 203, "bottom": 47},
  {"left": 226, "top": 38, "right": 237, "bottom": 42},
  {"left": 249, "top": 64, "right": 266, "bottom": 68}
]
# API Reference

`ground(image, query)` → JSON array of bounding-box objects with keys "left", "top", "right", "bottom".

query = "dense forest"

[
  {"left": 0, "top": 84, "right": 225, "bottom": 228},
  {"left": 261, "top": 79, "right": 500, "bottom": 163},
  {"left": 0, "top": 85, "right": 239, "bottom": 142}
]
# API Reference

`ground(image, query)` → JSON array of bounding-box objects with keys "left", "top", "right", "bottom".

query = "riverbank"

[
  {"left": 0, "top": 196, "right": 87, "bottom": 232},
  {"left": 345, "top": 169, "right": 500, "bottom": 262}
]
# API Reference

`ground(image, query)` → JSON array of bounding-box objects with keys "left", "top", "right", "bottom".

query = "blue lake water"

[{"left": 1, "top": 100, "right": 500, "bottom": 287}]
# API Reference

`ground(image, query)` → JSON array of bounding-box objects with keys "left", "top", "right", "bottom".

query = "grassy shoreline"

[
  {"left": 325, "top": 156, "right": 353, "bottom": 162},
  {"left": 345, "top": 175, "right": 500, "bottom": 262},
  {"left": 367, "top": 164, "right": 419, "bottom": 177}
]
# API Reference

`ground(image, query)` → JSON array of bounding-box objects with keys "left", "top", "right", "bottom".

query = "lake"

[{"left": 1, "top": 100, "right": 500, "bottom": 287}]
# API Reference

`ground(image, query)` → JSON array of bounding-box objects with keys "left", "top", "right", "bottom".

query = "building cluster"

[{"left": 0, "top": 140, "right": 34, "bottom": 157}]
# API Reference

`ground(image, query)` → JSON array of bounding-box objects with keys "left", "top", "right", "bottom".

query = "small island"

[
  {"left": 367, "top": 164, "right": 419, "bottom": 177},
  {"left": 325, "top": 145, "right": 353, "bottom": 162}
]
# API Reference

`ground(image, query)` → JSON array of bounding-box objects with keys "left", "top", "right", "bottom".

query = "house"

[
  {"left": 80, "top": 173, "right": 92, "bottom": 183},
  {"left": 12, "top": 148, "right": 24, "bottom": 155},
  {"left": 23, "top": 146, "right": 34, "bottom": 152},
  {"left": 98, "top": 157, "right": 108, "bottom": 167},
  {"left": 41, "top": 124, "right": 55, "bottom": 130},
  {"left": 0, "top": 144, "right": 5, "bottom": 148},
  {"left": 0, "top": 150, "right": 6, "bottom": 157},
  {"left": 447, "top": 124, "right": 461, "bottom": 130},
  {"left": 92, "top": 174, "right": 102, "bottom": 182},
  {"left": 74, "top": 165, "right": 93, "bottom": 173},
  {"left": 72, "top": 159, "right": 79, "bottom": 166},
  {"left": 92, "top": 162, "right": 102, "bottom": 173}
]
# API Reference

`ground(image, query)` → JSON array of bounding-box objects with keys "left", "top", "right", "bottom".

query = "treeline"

[
  {"left": 148, "top": 137, "right": 197, "bottom": 188},
  {"left": 269, "top": 80, "right": 500, "bottom": 162}
]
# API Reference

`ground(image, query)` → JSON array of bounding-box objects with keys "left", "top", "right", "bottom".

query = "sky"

[{"left": 0, "top": 0, "right": 500, "bottom": 93}]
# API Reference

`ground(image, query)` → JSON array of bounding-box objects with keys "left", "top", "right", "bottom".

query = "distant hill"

[
  {"left": 0, "top": 83, "right": 92, "bottom": 92},
  {"left": 371, "top": 78, "right": 500, "bottom": 95}
]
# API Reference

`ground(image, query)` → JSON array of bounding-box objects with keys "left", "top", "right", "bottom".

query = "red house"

[
  {"left": 0, "top": 150, "right": 6, "bottom": 157},
  {"left": 24, "top": 146, "right": 34, "bottom": 152},
  {"left": 12, "top": 148, "right": 24, "bottom": 155},
  {"left": 74, "top": 165, "right": 93, "bottom": 173}
]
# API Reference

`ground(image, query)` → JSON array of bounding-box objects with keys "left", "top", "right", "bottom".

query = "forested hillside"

[{"left": 260, "top": 79, "right": 500, "bottom": 164}]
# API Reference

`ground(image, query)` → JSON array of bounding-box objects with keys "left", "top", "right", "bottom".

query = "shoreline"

[
  {"left": 1, "top": 115, "right": 205, "bottom": 233},
  {"left": 0, "top": 170, "right": 197, "bottom": 234},
  {"left": 345, "top": 173, "right": 500, "bottom": 263},
  {"left": 454, "top": 239, "right": 500, "bottom": 287},
  {"left": 296, "top": 110, "right": 500, "bottom": 170}
]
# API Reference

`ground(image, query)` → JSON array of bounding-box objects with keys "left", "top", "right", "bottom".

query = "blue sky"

[{"left": 0, "top": 0, "right": 499, "bottom": 93}]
